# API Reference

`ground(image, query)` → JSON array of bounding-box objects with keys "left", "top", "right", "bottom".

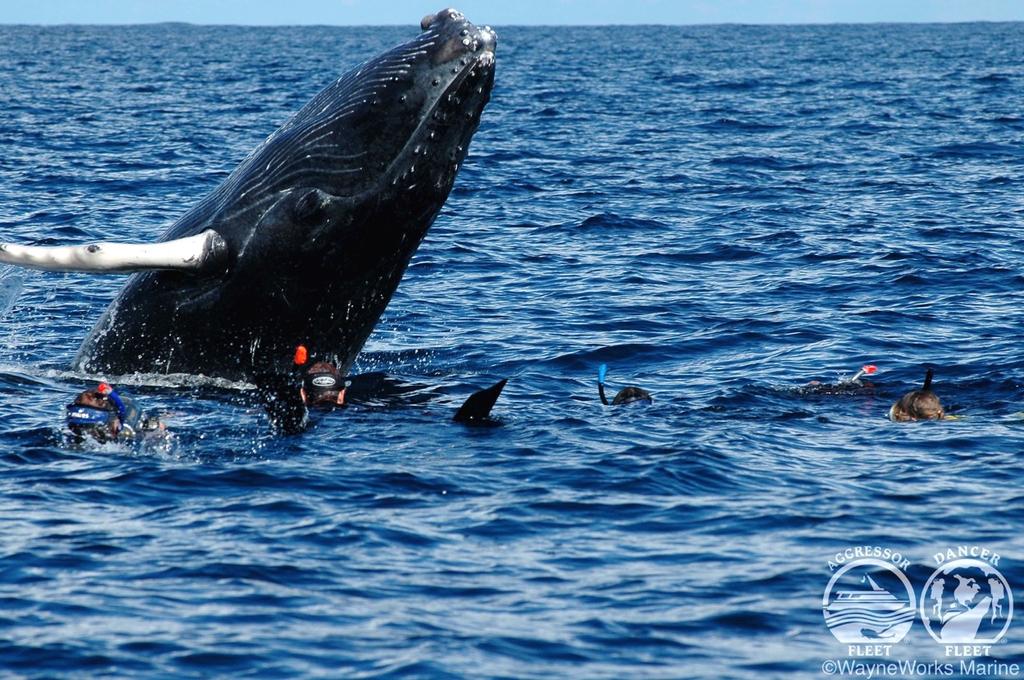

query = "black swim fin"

[{"left": 453, "top": 379, "right": 508, "bottom": 423}]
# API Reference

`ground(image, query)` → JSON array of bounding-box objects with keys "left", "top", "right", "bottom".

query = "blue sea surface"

[{"left": 1, "top": 20, "right": 1024, "bottom": 678}]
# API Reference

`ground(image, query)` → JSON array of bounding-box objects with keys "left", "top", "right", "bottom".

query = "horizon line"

[{"left": 1, "top": 19, "right": 1022, "bottom": 27}]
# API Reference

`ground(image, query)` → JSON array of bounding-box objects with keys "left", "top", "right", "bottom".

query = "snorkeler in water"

[
  {"left": 598, "top": 364, "right": 652, "bottom": 405},
  {"left": 800, "top": 364, "right": 878, "bottom": 395},
  {"left": 301, "top": 361, "right": 348, "bottom": 407},
  {"left": 889, "top": 368, "right": 944, "bottom": 421},
  {"left": 293, "top": 345, "right": 349, "bottom": 408},
  {"left": 65, "top": 382, "right": 165, "bottom": 444},
  {"left": 256, "top": 344, "right": 349, "bottom": 433}
]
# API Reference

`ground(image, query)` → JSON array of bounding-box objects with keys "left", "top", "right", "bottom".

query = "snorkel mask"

[
  {"left": 65, "top": 403, "right": 117, "bottom": 428},
  {"left": 303, "top": 370, "right": 346, "bottom": 404},
  {"left": 66, "top": 383, "right": 126, "bottom": 439},
  {"left": 294, "top": 345, "right": 348, "bottom": 406}
]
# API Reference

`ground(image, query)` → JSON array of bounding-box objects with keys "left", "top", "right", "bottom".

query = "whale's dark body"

[{"left": 69, "top": 9, "right": 495, "bottom": 380}]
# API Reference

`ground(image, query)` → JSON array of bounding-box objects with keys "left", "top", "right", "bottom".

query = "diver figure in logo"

[
  {"left": 930, "top": 577, "right": 946, "bottom": 619},
  {"left": 989, "top": 577, "right": 1005, "bottom": 623}
]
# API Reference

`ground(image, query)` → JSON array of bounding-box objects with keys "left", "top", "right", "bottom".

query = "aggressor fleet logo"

[{"left": 823, "top": 547, "right": 916, "bottom": 656}]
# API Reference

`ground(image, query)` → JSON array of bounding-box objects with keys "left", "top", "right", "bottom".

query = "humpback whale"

[{"left": 0, "top": 8, "right": 496, "bottom": 381}]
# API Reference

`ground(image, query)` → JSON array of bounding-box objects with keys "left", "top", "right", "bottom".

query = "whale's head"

[
  {"left": 214, "top": 6, "right": 497, "bottom": 223},
  {"left": 217, "top": 8, "right": 499, "bottom": 372},
  {"left": 250, "top": 8, "right": 497, "bottom": 209},
  {"left": 351, "top": 7, "right": 497, "bottom": 200},
  {"left": 58, "top": 8, "right": 499, "bottom": 379}
]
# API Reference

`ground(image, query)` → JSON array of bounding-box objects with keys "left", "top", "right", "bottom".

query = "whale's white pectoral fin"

[{"left": 0, "top": 229, "right": 229, "bottom": 273}]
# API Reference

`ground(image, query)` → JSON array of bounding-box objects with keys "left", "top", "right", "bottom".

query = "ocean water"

[{"left": 1, "top": 20, "right": 1024, "bottom": 678}]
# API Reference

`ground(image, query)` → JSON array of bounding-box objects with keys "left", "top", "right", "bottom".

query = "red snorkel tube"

[{"left": 842, "top": 364, "right": 877, "bottom": 385}]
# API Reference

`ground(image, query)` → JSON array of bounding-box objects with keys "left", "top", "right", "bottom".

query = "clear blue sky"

[{"left": 2, "top": 1, "right": 1022, "bottom": 25}]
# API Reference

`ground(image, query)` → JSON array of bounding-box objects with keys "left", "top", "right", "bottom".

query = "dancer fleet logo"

[{"left": 920, "top": 547, "right": 1012, "bottom": 656}]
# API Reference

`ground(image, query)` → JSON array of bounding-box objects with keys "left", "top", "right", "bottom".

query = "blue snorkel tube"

[
  {"left": 98, "top": 383, "right": 128, "bottom": 422},
  {"left": 598, "top": 363, "right": 610, "bottom": 406}
]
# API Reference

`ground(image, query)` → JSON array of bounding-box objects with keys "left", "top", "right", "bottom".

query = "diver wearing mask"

[{"left": 65, "top": 382, "right": 163, "bottom": 443}]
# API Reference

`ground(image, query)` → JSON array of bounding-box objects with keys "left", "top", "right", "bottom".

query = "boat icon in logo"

[{"left": 823, "top": 559, "right": 917, "bottom": 644}]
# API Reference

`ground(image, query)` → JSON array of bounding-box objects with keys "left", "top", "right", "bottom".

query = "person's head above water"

[
  {"left": 293, "top": 346, "right": 347, "bottom": 407},
  {"left": 889, "top": 368, "right": 944, "bottom": 422},
  {"left": 610, "top": 385, "right": 653, "bottom": 405},
  {"left": 65, "top": 383, "right": 127, "bottom": 442},
  {"left": 303, "top": 362, "right": 347, "bottom": 407},
  {"left": 598, "top": 364, "right": 652, "bottom": 406}
]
